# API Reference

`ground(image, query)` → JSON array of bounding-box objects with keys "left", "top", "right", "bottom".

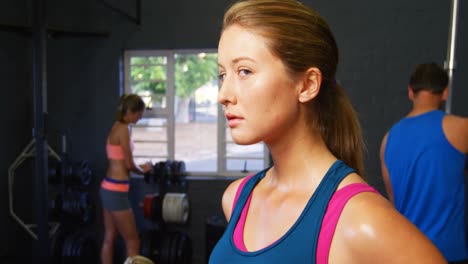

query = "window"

[{"left": 124, "top": 50, "right": 270, "bottom": 177}]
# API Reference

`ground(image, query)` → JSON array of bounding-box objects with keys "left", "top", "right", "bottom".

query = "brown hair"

[
  {"left": 223, "top": 0, "right": 365, "bottom": 177},
  {"left": 116, "top": 94, "right": 145, "bottom": 122}
]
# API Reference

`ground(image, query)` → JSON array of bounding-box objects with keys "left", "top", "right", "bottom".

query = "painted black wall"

[
  {"left": 1, "top": 0, "right": 467, "bottom": 263},
  {"left": 0, "top": 0, "right": 32, "bottom": 261}
]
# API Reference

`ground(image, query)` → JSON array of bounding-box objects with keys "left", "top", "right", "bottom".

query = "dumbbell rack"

[
  {"left": 8, "top": 138, "right": 62, "bottom": 240},
  {"left": 142, "top": 160, "right": 190, "bottom": 226},
  {"left": 9, "top": 136, "right": 100, "bottom": 263},
  {"left": 140, "top": 160, "right": 193, "bottom": 264}
]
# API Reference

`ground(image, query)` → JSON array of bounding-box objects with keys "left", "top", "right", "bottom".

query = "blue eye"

[{"left": 239, "top": 69, "right": 251, "bottom": 76}]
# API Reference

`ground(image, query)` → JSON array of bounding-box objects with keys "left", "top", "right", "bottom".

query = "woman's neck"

[{"left": 266, "top": 129, "right": 336, "bottom": 189}]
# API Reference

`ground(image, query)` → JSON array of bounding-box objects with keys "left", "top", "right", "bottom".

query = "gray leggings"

[{"left": 99, "top": 188, "right": 131, "bottom": 211}]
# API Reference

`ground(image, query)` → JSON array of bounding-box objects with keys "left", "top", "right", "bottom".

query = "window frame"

[{"left": 124, "top": 49, "right": 270, "bottom": 178}]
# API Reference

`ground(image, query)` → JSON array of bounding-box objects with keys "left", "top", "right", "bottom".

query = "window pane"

[
  {"left": 175, "top": 122, "right": 217, "bottom": 172},
  {"left": 130, "top": 56, "right": 167, "bottom": 65},
  {"left": 225, "top": 128, "right": 265, "bottom": 171},
  {"left": 132, "top": 117, "right": 168, "bottom": 164},
  {"left": 227, "top": 159, "right": 264, "bottom": 172},
  {"left": 174, "top": 52, "right": 218, "bottom": 172},
  {"left": 129, "top": 56, "right": 167, "bottom": 109},
  {"left": 226, "top": 143, "right": 264, "bottom": 158}
]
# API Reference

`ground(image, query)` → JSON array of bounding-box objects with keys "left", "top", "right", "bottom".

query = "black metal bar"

[
  {"left": 0, "top": 24, "right": 31, "bottom": 37},
  {"left": 0, "top": 23, "right": 110, "bottom": 39},
  {"left": 32, "top": 0, "right": 49, "bottom": 262},
  {"left": 47, "top": 28, "right": 110, "bottom": 39},
  {"left": 136, "top": 0, "right": 142, "bottom": 26},
  {"left": 100, "top": 0, "right": 141, "bottom": 26}
]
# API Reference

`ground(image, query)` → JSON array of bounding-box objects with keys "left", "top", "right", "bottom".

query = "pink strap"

[
  {"left": 316, "top": 183, "right": 378, "bottom": 263},
  {"left": 232, "top": 181, "right": 379, "bottom": 263},
  {"left": 232, "top": 175, "right": 255, "bottom": 251},
  {"left": 232, "top": 175, "right": 254, "bottom": 212}
]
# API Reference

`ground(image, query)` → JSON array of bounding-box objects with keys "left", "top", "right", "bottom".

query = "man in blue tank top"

[{"left": 380, "top": 63, "right": 468, "bottom": 263}]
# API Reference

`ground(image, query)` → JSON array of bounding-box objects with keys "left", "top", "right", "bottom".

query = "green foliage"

[
  {"left": 130, "top": 56, "right": 167, "bottom": 95},
  {"left": 175, "top": 53, "right": 218, "bottom": 98},
  {"left": 129, "top": 53, "right": 218, "bottom": 99}
]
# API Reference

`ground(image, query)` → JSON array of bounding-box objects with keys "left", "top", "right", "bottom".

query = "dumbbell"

[{"left": 142, "top": 192, "right": 190, "bottom": 225}]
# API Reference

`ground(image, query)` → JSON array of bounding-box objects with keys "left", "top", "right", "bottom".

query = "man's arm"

[
  {"left": 380, "top": 132, "right": 394, "bottom": 203},
  {"left": 442, "top": 115, "right": 468, "bottom": 154}
]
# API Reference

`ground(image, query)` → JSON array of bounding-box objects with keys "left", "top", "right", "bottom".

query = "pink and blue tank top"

[{"left": 209, "top": 160, "right": 379, "bottom": 264}]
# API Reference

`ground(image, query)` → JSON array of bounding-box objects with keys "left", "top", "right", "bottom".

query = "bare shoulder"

[
  {"left": 114, "top": 122, "right": 129, "bottom": 133},
  {"left": 444, "top": 114, "right": 468, "bottom": 127},
  {"left": 222, "top": 177, "right": 248, "bottom": 222},
  {"left": 108, "top": 122, "right": 127, "bottom": 138},
  {"left": 443, "top": 114, "right": 468, "bottom": 153},
  {"left": 114, "top": 123, "right": 130, "bottom": 142},
  {"left": 332, "top": 191, "right": 446, "bottom": 264}
]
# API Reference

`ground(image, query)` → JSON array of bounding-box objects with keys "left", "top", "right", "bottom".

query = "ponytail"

[
  {"left": 115, "top": 94, "right": 145, "bottom": 122},
  {"left": 116, "top": 94, "right": 128, "bottom": 122},
  {"left": 314, "top": 82, "right": 366, "bottom": 179}
]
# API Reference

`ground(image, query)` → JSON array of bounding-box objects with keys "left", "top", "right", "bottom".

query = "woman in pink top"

[{"left": 100, "top": 94, "right": 153, "bottom": 264}]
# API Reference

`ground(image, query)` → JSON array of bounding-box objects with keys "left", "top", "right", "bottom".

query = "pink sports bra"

[
  {"left": 106, "top": 139, "right": 134, "bottom": 160},
  {"left": 232, "top": 176, "right": 378, "bottom": 263}
]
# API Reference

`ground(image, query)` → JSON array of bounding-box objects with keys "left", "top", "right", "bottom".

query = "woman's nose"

[{"left": 218, "top": 78, "right": 236, "bottom": 106}]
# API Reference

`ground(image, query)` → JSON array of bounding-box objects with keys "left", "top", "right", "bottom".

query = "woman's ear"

[{"left": 298, "top": 67, "right": 322, "bottom": 103}]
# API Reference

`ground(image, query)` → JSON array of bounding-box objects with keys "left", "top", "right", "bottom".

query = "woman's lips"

[{"left": 225, "top": 113, "right": 243, "bottom": 127}]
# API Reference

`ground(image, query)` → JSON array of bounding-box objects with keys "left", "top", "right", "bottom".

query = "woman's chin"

[{"left": 231, "top": 134, "right": 259, "bottom": 146}]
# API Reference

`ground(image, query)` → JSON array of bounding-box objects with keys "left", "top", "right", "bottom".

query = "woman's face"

[
  {"left": 217, "top": 25, "right": 303, "bottom": 145},
  {"left": 126, "top": 110, "right": 143, "bottom": 124}
]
